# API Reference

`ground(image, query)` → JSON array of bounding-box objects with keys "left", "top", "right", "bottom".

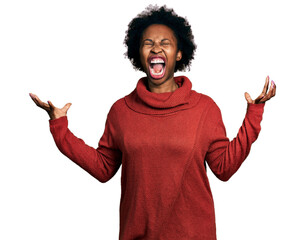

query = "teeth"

[{"left": 150, "top": 58, "right": 164, "bottom": 64}]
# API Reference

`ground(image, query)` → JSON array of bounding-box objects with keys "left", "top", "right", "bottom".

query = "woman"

[{"left": 30, "top": 5, "right": 276, "bottom": 240}]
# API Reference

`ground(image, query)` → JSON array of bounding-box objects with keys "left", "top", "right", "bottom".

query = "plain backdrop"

[{"left": 1, "top": 0, "right": 304, "bottom": 239}]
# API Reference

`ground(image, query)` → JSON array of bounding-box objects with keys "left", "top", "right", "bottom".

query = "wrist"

[{"left": 49, "top": 113, "right": 66, "bottom": 120}]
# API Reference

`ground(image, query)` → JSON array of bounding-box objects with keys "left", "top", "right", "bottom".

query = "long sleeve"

[
  {"left": 49, "top": 115, "right": 122, "bottom": 183},
  {"left": 205, "top": 103, "right": 265, "bottom": 181}
]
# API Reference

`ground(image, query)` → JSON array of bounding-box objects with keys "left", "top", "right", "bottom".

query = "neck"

[{"left": 147, "top": 77, "right": 179, "bottom": 93}]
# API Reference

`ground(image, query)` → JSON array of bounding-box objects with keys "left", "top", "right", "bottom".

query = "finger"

[
  {"left": 258, "top": 94, "right": 268, "bottom": 103},
  {"left": 29, "top": 93, "right": 36, "bottom": 100},
  {"left": 261, "top": 75, "right": 270, "bottom": 96},
  {"left": 47, "top": 100, "right": 56, "bottom": 110},
  {"left": 271, "top": 80, "right": 276, "bottom": 97},
  {"left": 244, "top": 92, "right": 253, "bottom": 104},
  {"left": 265, "top": 80, "right": 274, "bottom": 99},
  {"left": 29, "top": 93, "right": 50, "bottom": 110},
  {"left": 266, "top": 80, "right": 276, "bottom": 101},
  {"left": 29, "top": 93, "right": 39, "bottom": 104},
  {"left": 254, "top": 94, "right": 266, "bottom": 104},
  {"left": 29, "top": 93, "right": 41, "bottom": 105},
  {"left": 254, "top": 76, "right": 270, "bottom": 103},
  {"left": 62, "top": 103, "right": 72, "bottom": 114},
  {"left": 258, "top": 80, "right": 277, "bottom": 103}
]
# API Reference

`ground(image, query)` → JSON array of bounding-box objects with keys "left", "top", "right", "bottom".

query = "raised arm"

[
  {"left": 30, "top": 94, "right": 122, "bottom": 183},
  {"left": 205, "top": 76, "right": 276, "bottom": 181}
]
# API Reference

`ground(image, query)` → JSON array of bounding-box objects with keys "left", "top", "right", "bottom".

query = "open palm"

[
  {"left": 245, "top": 76, "right": 276, "bottom": 104},
  {"left": 29, "top": 93, "right": 72, "bottom": 120}
]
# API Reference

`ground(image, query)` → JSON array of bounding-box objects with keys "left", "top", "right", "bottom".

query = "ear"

[{"left": 176, "top": 50, "right": 182, "bottom": 61}]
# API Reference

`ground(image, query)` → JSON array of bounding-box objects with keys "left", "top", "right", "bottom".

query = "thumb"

[
  {"left": 62, "top": 103, "right": 72, "bottom": 114},
  {"left": 244, "top": 92, "right": 253, "bottom": 104}
]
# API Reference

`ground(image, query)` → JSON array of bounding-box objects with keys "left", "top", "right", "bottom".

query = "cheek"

[
  {"left": 167, "top": 49, "right": 178, "bottom": 63},
  {"left": 139, "top": 49, "right": 149, "bottom": 67}
]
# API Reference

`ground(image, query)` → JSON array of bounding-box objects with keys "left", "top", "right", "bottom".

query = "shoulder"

[
  {"left": 194, "top": 91, "right": 220, "bottom": 111},
  {"left": 191, "top": 91, "right": 225, "bottom": 125},
  {"left": 107, "top": 97, "right": 126, "bottom": 117}
]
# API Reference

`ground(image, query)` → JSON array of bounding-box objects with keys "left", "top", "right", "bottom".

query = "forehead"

[{"left": 141, "top": 24, "right": 176, "bottom": 41}]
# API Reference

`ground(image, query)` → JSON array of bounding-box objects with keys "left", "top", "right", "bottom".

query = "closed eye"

[
  {"left": 143, "top": 39, "right": 153, "bottom": 46},
  {"left": 161, "top": 42, "right": 170, "bottom": 46},
  {"left": 161, "top": 39, "right": 171, "bottom": 46}
]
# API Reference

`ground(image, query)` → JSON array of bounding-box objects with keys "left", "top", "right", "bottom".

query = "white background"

[{"left": 1, "top": 0, "right": 304, "bottom": 239}]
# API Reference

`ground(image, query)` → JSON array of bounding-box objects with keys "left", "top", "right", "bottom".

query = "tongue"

[{"left": 153, "top": 64, "right": 163, "bottom": 73}]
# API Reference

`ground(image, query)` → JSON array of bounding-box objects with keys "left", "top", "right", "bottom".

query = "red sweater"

[{"left": 50, "top": 76, "right": 264, "bottom": 240}]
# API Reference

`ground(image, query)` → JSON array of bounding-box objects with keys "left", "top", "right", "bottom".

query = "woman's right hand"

[{"left": 29, "top": 93, "right": 72, "bottom": 120}]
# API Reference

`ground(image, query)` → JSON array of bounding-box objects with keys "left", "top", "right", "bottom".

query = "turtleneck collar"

[{"left": 124, "top": 76, "right": 201, "bottom": 115}]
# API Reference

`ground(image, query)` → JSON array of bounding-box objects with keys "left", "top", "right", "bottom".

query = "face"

[{"left": 139, "top": 24, "right": 182, "bottom": 86}]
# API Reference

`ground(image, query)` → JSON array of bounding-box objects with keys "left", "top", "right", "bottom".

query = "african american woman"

[{"left": 30, "top": 5, "right": 276, "bottom": 240}]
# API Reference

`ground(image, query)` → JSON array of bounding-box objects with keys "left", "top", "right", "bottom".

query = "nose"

[{"left": 151, "top": 43, "right": 162, "bottom": 54}]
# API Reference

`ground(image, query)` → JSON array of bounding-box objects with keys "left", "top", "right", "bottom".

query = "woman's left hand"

[{"left": 244, "top": 76, "right": 276, "bottom": 104}]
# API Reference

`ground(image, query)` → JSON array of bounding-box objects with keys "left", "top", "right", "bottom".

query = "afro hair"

[{"left": 124, "top": 5, "right": 196, "bottom": 72}]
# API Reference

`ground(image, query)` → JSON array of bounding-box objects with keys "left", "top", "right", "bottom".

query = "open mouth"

[{"left": 148, "top": 56, "right": 166, "bottom": 79}]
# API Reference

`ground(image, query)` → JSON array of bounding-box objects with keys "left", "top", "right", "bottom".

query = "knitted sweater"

[{"left": 49, "top": 76, "right": 265, "bottom": 240}]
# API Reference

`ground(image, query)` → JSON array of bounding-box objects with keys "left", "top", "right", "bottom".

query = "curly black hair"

[{"left": 124, "top": 5, "right": 196, "bottom": 72}]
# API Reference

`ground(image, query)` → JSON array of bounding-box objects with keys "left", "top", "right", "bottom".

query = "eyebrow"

[{"left": 142, "top": 39, "right": 171, "bottom": 42}]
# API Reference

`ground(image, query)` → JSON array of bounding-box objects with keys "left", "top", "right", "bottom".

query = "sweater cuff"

[
  {"left": 49, "top": 116, "right": 68, "bottom": 136},
  {"left": 247, "top": 103, "right": 265, "bottom": 116},
  {"left": 49, "top": 116, "right": 68, "bottom": 126}
]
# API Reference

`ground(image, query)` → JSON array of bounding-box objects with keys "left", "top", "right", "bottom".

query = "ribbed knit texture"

[
  {"left": 49, "top": 76, "right": 265, "bottom": 240},
  {"left": 125, "top": 76, "right": 201, "bottom": 114}
]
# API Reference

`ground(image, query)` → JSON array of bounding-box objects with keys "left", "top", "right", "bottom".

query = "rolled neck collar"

[{"left": 124, "top": 76, "right": 201, "bottom": 115}]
